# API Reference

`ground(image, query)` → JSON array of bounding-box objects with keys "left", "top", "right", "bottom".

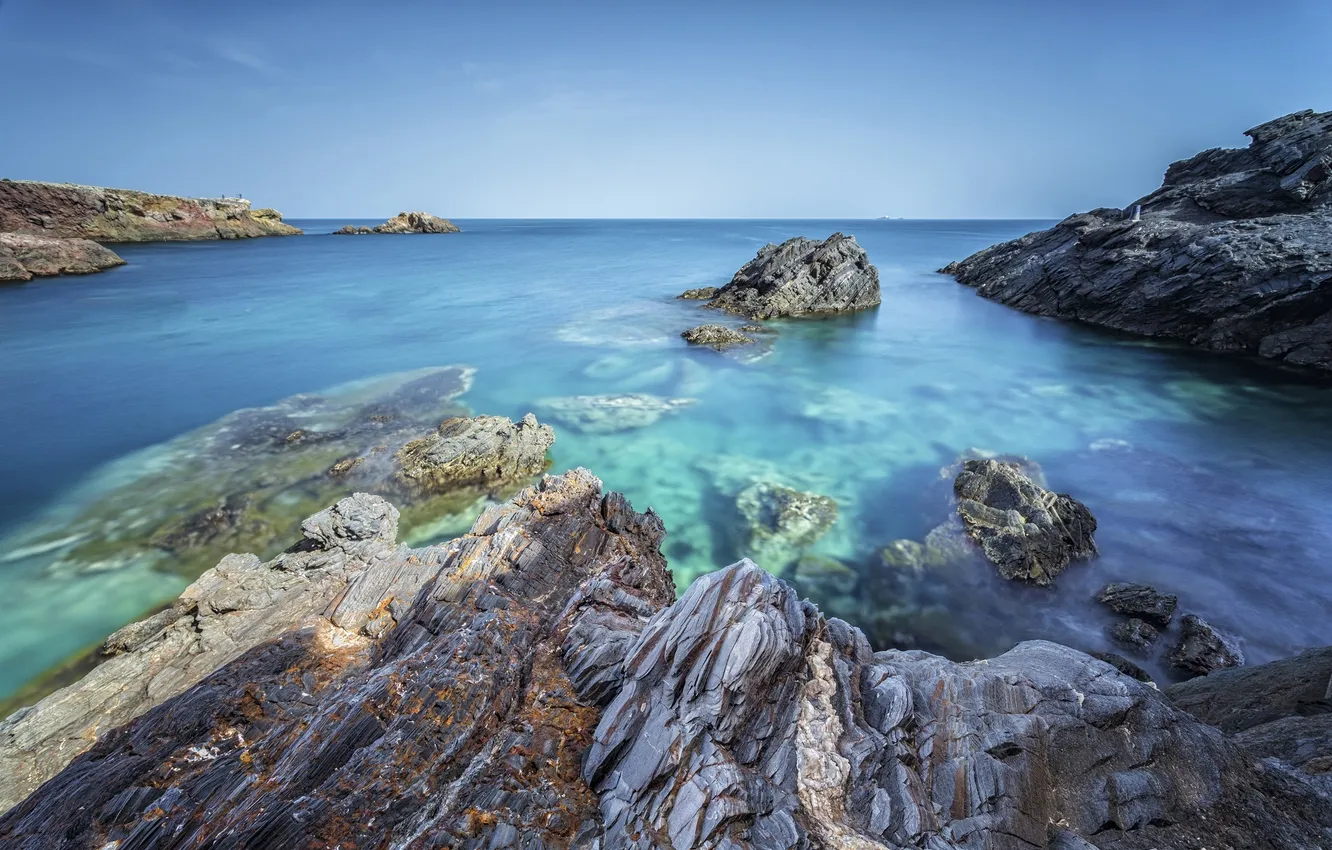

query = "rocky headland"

[
  {"left": 0, "top": 232, "right": 124, "bottom": 283},
  {"left": 941, "top": 109, "right": 1332, "bottom": 372},
  {"left": 682, "top": 233, "right": 881, "bottom": 319},
  {"left": 335, "top": 211, "right": 460, "bottom": 234},
  {"left": 1, "top": 469, "right": 1329, "bottom": 847},
  {"left": 0, "top": 179, "right": 302, "bottom": 242}
]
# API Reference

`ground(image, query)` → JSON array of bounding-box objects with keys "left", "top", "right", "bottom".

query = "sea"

[{"left": 2, "top": 218, "right": 1331, "bottom": 702}]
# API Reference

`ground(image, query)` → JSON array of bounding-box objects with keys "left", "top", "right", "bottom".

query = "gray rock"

[
  {"left": 687, "top": 233, "right": 881, "bottom": 319},
  {"left": 537, "top": 393, "right": 695, "bottom": 434},
  {"left": 735, "top": 481, "right": 838, "bottom": 572},
  {"left": 1169, "top": 613, "right": 1245, "bottom": 677},
  {"left": 1166, "top": 645, "right": 1332, "bottom": 732},
  {"left": 335, "top": 211, "right": 460, "bottom": 234},
  {"left": 941, "top": 110, "right": 1332, "bottom": 371},
  {"left": 953, "top": 458, "right": 1098, "bottom": 585},
  {"left": 1097, "top": 582, "right": 1178, "bottom": 628},
  {"left": 678, "top": 286, "right": 719, "bottom": 300},
  {"left": 0, "top": 232, "right": 125, "bottom": 282},
  {"left": 392, "top": 412, "right": 554, "bottom": 496},
  {"left": 680, "top": 323, "right": 754, "bottom": 349},
  {"left": 1108, "top": 617, "right": 1159, "bottom": 652}
]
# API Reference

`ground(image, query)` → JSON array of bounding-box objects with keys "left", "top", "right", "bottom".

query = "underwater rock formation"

[
  {"left": 393, "top": 413, "right": 554, "bottom": 496},
  {"left": 335, "top": 211, "right": 460, "bottom": 234},
  {"left": 3, "top": 474, "right": 1330, "bottom": 847},
  {"left": 536, "top": 393, "right": 696, "bottom": 434},
  {"left": 0, "top": 179, "right": 301, "bottom": 241},
  {"left": 0, "top": 232, "right": 125, "bottom": 282},
  {"left": 941, "top": 109, "right": 1332, "bottom": 371},
  {"left": 735, "top": 481, "right": 838, "bottom": 573},
  {"left": 680, "top": 323, "right": 755, "bottom": 349},
  {"left": 685, "top": 233, "right": 881, "bottom": 319}
]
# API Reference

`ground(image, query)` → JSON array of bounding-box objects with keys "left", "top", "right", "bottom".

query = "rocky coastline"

[
  {"left": 940, "top": 110, "right": 1332, "bottom": 372},
  {"left": 1, "top": 470, "right": 1329, "bottom": 847}
]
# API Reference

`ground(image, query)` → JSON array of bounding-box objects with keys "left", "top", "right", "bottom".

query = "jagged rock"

[
  {"left": 680, "top": 323, "right": 754, "bottom": 349},
  {"left": 678, "top": 286, "right": 719, "bottom": 300},
  {"left": 941, "top": 110, "right": 1332, "bottom": 371},
  {"left": 0, "top": 179, "right": 301, "bottom": 241},
  {"left": 393, "top": 412, "right": 554, "bottom": 496},
  {"left": 333, "top": 224, "right": 374, "bottom": 235},
  {"left": 685, "top": 233, "right": 881, "bottom": 319},
  {"left": 0, "top": 232, "right": 125, "bottom": 282},
  {"left": 1169, "top": 613, "right": 1245, "bottom": 677},
  {"left": 1109, "top": 618, "right": 1159, "bottom": 652},
  {"left": 735, "top": 481, "right": 838, "bottom": 572},
  {"left": 1167, "top": 645, "right": 1332, "bottom": 732},
  {"left": 2, "top": 479, "right": 1329, "bottom": 847},
  {"left": 1096, "top": 582, "right": 1178, "bottom": 627},
  {"left": 953, "top": 458, "right": 1098, "bottom": 585},
  {"left": 536, "top": 393, "right": 696, "bottom": 434},
  {"left": 1089, "top": 651, "right": 1153, "bottom": 683},
  {"left": 334, "top": 212, "right": 458, "bottom": 234}
]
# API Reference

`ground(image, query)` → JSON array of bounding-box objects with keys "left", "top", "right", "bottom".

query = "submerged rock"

[
  {"left": 335, "top": 211, "right": 460, "bottom": 234},
  {"left": 537, "top": 393, "right": 696, "bottom": 434},
  {"left": 1109, "top": 617, "right": 1160, "bottom": 652},
  {"left": 685, "top": 233, "right": 881, "bottom": 319},
  {"left": 0, "top": 232, "right": 125, "bottom": 282},
  {"left": 1097, "top": 582, "right": 1178, "bottom": 628},
  {"left": 735, "top": 481, "right": 838, "bottom": 571},
  {"left": 954, "top": 458, "right": 1098, "bottom": 585},
  {"left": 2, "top": 475, "right": 1328, "bottom": 846},
  {"left": 680, "top": 323, "right": 754, "bottom": 349},
  {"left": 1169, "top": 613, "right": 1245, "bottom": 677},
  {"left": 941, "top": 109, "right": 1332, "bottom": 371}
]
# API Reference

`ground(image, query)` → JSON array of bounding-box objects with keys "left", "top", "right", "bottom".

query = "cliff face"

[
  {"left": 2, "top": 470, "right": 1329, "bottom": 848},
  {"left": 941, "top": 109, "right": 1332, "bottom": 371},
  {"left": 0, "top": 179, "right": 302, "bottom": 242}
]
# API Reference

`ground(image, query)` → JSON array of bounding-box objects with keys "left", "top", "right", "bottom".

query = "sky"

[{"left": 0, "top": 0, "right": 1329, "bottom": 218}]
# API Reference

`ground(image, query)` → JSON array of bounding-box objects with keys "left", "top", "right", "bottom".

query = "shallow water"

[{"left": 2, "top": 218, "right": 1332, "bottom": 699}]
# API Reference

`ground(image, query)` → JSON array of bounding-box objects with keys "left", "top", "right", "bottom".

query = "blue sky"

[{"left": 1, "top": 0, "right": 1328, "bottom": 218}]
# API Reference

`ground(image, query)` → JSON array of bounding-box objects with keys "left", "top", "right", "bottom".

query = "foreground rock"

[
  {"left": 1169, "top": 613, "right": 1245, "bottom": 677},
  {"left": 537, "top": 393, "right": 695, "bottom": 434},
  {"left": 941, "top": 109, "right": 1332, "bottom": 371},
  {"left": 954, "top": 458, "right": 1098, "bottom": 585},
  {"left": 335, "top": 211, "right": 460, "bottom": 234},
  {"left": 0, "top": 179, "right": 301, "bottom": 241},
  {"left": 685, "top": 233, "right": 881, "bottom": 318},
  {"left": 3, "top": 479, "right": 1330, "bottom": 846},
  {"left": 0, "top": 233, "right": 124, "bottom": 282},
  {"left": 681, "top": 323, "right": 754, "bottom": 349}
]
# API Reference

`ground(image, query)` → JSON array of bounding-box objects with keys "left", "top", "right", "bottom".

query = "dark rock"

[
  {"left": 678, "top": 286, "right": 719, "bottom": 300},
  {"left": 941, "top": 109, "right": 1332, "bottom": 371},
  {"left": 1166, "top": 645, "right": 1332, "bottom": 732},
  {"left": 333, "top": 224, "right": 373, "bottom": 235},
  {"left": 1109, "top": 617, "right": 1160, "bottom": 652},
  {"left": 735, "top": 481, "right": 838, "bottom": 571},
  {"left": 953, "top": 458, "right": 1098, "bottom": 585},
  {"left": 1090, "top": 650, "right": 1154, "bottom": 683},
  {"left": 686, "top": 233, "right": 881, "bottom": 319},
  {"left": 1169, "top": 613, "right": 1245, "bottom": 677},
  {"left": 680, "top": 323, "right": 754, "bottom": 349},
  {"left": 1097, "top": 582, "right": 1178, "bottom": 627},
  {"left": 0, "top": 232, "right": 125, "bottom": 282}
]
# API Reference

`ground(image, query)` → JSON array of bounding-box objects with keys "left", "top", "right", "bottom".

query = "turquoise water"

[{"left": 2, "top": 218, "right": 1332, "bottom": 698}]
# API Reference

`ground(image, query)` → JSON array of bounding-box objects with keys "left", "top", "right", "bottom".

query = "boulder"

[
  {"left": 685, "top": 233, "right": 881, "bottom": 318},
  {"left": 536, "top": 393, "right": 695, "bottom": 434},
  {"left": 1108, "top": 618, "right": 1159, "bottom": 652},
  {"left": 953, "top": 458, "right": 1098, "bottom": 585},
  {"left": 680, "top": 323, "right": 754, "bottom": 349},
  {"left": 393, "top": 412, "right": 554, "bottom": 496},
  {"left": 333, "top": 224, "right": 374, "bottom": 235},
  {"left": 941, "top": 110, "right": 1332, "bottom": 372},
  {"left": 1096, "top": 582, "right": 1178, "bottom": 627},
  {"left": 0, "top": 232, "right": 125, "bottom": 282},
  {"left": 1169, "top": 613, "right": 1245, "bottom": 677}
]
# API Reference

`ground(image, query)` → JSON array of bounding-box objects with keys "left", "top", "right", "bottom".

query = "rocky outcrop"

[
  {"left": 1169, "top": 613, "right": 1245, "bottom": 677},
  {"left": 681, "top": 323, "right": 755, "bottom": 349},
  {"left": 1096, "top": 582, "right": 1177, "bottom": 628},
  {"left": 685, "top": 233, "right": 881, "bottom": 319},
  {"left": 0, "top": 179, "right": 301, "bottom": 241},
  {"left": 0, "top": 233, "right": 124, "bottom": 282},
  {"left": 2, "top": 473, "right": 1330, "bottom": 847},
  {"left": 954, "top": 458, "right": 1098, "bottom": 585},
  {"left": 678, "top": 286, "right": 720, "bottom": 300},
  {"left": 536, "top": 393, "right": 696, "bottom": 434},
  {"left": 941, "top": 110, "right": 1332, "bottom": 371},
  {"left": 393, "top": 412, "right": 554, "bottom": 495},
  {"left": 336, "top": 211, "right": 460, "bottom": 234}
]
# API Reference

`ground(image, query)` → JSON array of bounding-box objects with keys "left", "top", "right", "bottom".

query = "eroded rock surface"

[
  {"left": 736, "top": 481, "right": 838, "bottom": 572},
  {"left": 0, "top": 179, "right": 301, "bottom": 241},
  {"left": 2, "top": 477, "right": 1330, "bottom": 847},
  {"left": 681, "top": 323, "right": 755, "bottom": 349},
  {"left": 336, "top": 211, "right": 460, "bottom": 234},
  {"left": 686, "top": 233, "right": 881, "bottom": 319},
  {"left": 393, "top": 412, "right": 554, "bottom": 496},
  {"left": 1096, "top": 582, "right": 1177, "bottom": 628},
  {"left": 941, "top": 110, "right": 1332, "bottom": 371},
  {"left": 1168, "top": 613, "right": 1245, "bottom": 677},
  {"left": 0, "top": 233, "right": 125, "bottom": 282}
]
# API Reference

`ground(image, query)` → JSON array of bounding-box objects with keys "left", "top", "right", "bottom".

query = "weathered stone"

[
  {"left": 537, "top": 393, "right": 695, "bottom": 434},
  {"left": 735, "top": 481, "right": 838, "bottom": 572},
  {"left": 953, "top": 458, "right": 1098, "bottom": 585},
  {"left": 678, "top": 286, "right": 719, "bottom": 300},
  {"left": 0, "top": 179, "right": 301, "bottom": 241},
  {"left": 1097, "top": 582, "right": 1178, "bottom": 628},
  {"left": 393, "top": 412, "right": 554, "bottom": 496},
  {"left": 340, "top": 210, "right": 461, "bottom": 234},
  {"left": 1169, "top": 613, "right": 1245, "bottom": 677},
  {"left": 680, "top": 323, "right": 754, "bottom": 349},
  {"left": 941, "top": 110, "right": 1332, "bottom": 371},
  {"left": 686, "top": 233, "right": 881, "bottom": 319},
  {"left": 0, "top": 232, "right": 125, "bottom": 282},
  {"left": 1109, "top": 618, "right": 1159, "bottom": 652}
]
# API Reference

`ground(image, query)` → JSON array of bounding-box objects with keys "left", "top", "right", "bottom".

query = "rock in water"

[
  {"left": 953, "top": 458, "right": 1098, "bottom": 584},
  {"left": 0, "top": 179, "right": 301, "bottom": 240},
  {"left": 680, "top": 323, "right": 754, "bottom": 349},
  {"left": 393, "top": 412, "right": 554, "bottom": 495},
  {"left": 735, "top": 481, "right": 838, "bottom": 571},
  {"left": 1096, "top": 582, "right": 1178, "bottom": 627},
  {"left": 334, "top": 211, "right": 460, "bottom": 234},
  {"left": 1169, "top": 613, "right": 1245, "bottom": 677},
  {"left": 684, "top": 233, "right": 881, "bottom": 318},
  {"left": 537, "top": 393, "right": 696, "bottom": 434},
  {"left": 941, "top": 109, "right": 1332, "bottom": 372},
  {"left": 0, "top": 232, "right": 125, "bottom": 282},
  {"left": 1109, "top": 618, "right": 1160, "bottom": 652},
  {"left": 678, "top": 286, "right": 720, "bottom": 300},
  {"left": 2, "top": 477, "right": 1329, "bottom": 847}
]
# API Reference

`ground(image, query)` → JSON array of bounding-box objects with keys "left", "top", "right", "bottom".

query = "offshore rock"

[
  {"left": 3, "top": 483, "right": 1330, "bottom": 847},
  {"left": 335, "top": 211, "right": 460, "bottom": 234},
  {"left": 0, "top": 232, "right": 124, "bottom": 282},
  {"left": 536, "top": 393, "right": 696, "bottom": 434},
  {"left": 941, "top": 110, "right": 1332, "bottom": 371},
  {"left": 681, "top": 323, "right": 755, "bottom": 349},
  {"left": 1096, "top": 582, "right": 1177, "bottom": 628},
  {"left": 688, "top": 233, "right": 881, "bottom": 319},
  {"left": 393, "top": 412, "right": 554, "bottom": 496},
  {"left": 333, "top": 224, "right": 374, "bottom": 235},
  {"left": 735, "top": 481, "right": 838, "bottom": 572},
  {"left": 954, "top": 458, "right": 1098, "bottom": 585},
  {"left": 0, "top": 179, "right": 301, "bottom": 241},
  {"left": 678, "top": 286, "right": 720, "bottom": 300},
  {"left": 1108, "top": 618, "right": 1159, "bottom": 652},
  {"left": 1168, "top": 613, "right": 1245, "bottom": 677}
]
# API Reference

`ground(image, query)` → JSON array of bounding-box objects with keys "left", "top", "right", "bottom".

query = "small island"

[{"left": 334, "top": 211, "right": 460, "bottom": 235}]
